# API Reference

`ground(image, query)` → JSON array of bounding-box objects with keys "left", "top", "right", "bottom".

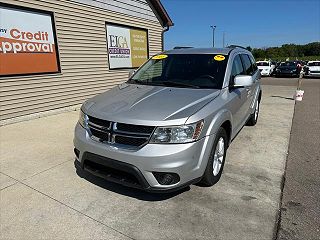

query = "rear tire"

[
  {"left": 199, "top": 127, "right": 228, "bottom": 186},
  {"left": 247, "top": 98, "right": 260, "bottom": 126}
]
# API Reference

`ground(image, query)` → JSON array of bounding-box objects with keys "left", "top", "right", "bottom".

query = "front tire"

[
  {"left": 247, "top": 98, "right": 260, "bottom": 126},
  {"left": 199, "top": 127, "right": 228, "bottom": 186}
]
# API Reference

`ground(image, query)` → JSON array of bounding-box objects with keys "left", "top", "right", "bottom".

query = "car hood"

[
  {"left": 258, "top": 66, "right": 271, "bottom": 70},
  {"left": 308, "top": 66, "right": 320, "bottom": 71},
  {"left": 83, "top": 83, "right": 220, "bottom": 126}
]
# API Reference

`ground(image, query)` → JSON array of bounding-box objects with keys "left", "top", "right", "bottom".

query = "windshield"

[
  {"left": 257, "top": 62, "right": 269, "bottom": 66},
  {"left": 308, "top": 62, "right": 320, "bottom": 66},
  {"left": 280, "top": 62, "right": 295, "bottom": 67},
  {"left": 128, "top": 54, "right": 229, "bottom": 89}
]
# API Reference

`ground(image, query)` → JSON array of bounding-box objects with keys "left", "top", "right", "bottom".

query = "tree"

[{"left": 251, "top": 42, "right": 320, "bottom": 60}]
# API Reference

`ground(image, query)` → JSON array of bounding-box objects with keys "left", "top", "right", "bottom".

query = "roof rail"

[
  {"left": 227, "top": 45, "right": 248, "bottom": 50},
  {"left": 173, "top": 46, "right": 193, "bottom": 49}
]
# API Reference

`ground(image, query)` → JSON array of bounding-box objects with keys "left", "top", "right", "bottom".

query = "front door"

[{"left": 228, "top": 54, "right": 249, "bottom": 131}]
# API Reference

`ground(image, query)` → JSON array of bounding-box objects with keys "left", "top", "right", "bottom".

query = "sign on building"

[
  {"left": 106, "top": 24, "right": 148, "bottom": 69},
  {"left": 0, "top": 4, "right": 60, "bottom": 76}
]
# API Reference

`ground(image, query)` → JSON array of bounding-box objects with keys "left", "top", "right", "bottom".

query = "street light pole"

[
  {"left": 223, "top": 31, "right": 225, "bottom": 48},
  {"left": 210, "top": 25, "right": 216, "bottom": 48}
]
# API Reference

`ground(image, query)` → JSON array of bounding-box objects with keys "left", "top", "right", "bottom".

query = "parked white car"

[
  {"left": 303, "top": 61, "right": 320, "bottom": 78},
  {"left": 257, "top": 61, "right": 275, "bottom": 76}
]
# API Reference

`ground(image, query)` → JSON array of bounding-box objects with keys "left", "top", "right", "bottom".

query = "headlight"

[
  {"left": 150, "top": 120, "right": 204, "bottom": 144},
  {"left": 79, "top": 110, "right": 88, "bottom": 128}
]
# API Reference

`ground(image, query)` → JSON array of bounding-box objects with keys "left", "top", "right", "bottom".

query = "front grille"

[
  {"left": 114, "top": 135, "right": 147, "bottom": 147},
  {"left": 89, "top": 128, "right": 109, "bottom": 142},
  {"left": 116, "top": 123, "right": 154, "bottom": 134},
  {"left": 87, "top": 115, "right": 155, "bottom": 148},
  {"left": 81, "top": 152, "right": 150, "bottom": 189},
  {"left": 84, "top": 160, "right": 141, "bottom": 187},
  {"left": 88, "top": 115, "right": 111, "bottom": 128}
]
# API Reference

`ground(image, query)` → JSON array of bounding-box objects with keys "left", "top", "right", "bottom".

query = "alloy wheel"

[{"left": 213, "top": 137, "right": 225, "bottom": 176}]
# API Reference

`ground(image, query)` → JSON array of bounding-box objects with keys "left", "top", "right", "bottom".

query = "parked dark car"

[
  {"left": 271, "top": 61, "right": 278, "bottom": 75},
  {"left": 275, "top": 61, "right": 301, "bottom": 77}
]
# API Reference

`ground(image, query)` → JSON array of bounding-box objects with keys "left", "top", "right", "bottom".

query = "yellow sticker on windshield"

[
  {"left": 152, "top": 54, "right": 168, "bottom": 60},
  {"left": 214, "top": 55, "right": 225, "bottom": 61}
]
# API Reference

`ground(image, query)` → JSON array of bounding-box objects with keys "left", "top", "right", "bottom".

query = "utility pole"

[{"left": 210, "top": 25, "right": 216, "bottom": 47}]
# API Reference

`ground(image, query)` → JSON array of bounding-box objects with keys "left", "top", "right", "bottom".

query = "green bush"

[
  {"left": 256, "top": 56, "right": 320, "bottom": 62},
  {"left": 250, "top": 42, "right": 320, "bottom": 61}
]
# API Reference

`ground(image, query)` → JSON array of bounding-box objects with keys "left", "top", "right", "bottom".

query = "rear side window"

[
  {"left": 230, "top": 55, "right": 245, "bottom": 85},
  {"left": 249, "top": 55, "right": 258, "bottom": 72},
  {"left": 241, "top": 54, "right": 254, "bottom": 75}
]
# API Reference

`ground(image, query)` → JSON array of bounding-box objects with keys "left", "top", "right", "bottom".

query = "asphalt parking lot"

[
  {"left": 0, "top": 81, "right": 297, "bottom": 239},
  {"left": 264, "top": 77, "right": 320, "bottom": 240}
]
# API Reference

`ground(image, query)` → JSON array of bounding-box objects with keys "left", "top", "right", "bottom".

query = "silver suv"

[{"left": 74, "top": 46, "right": 261, "bottom": 192}]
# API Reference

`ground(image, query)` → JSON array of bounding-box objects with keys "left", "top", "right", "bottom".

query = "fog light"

[{"left": 153, "top": 172, "right": 180, "bottom": 185}]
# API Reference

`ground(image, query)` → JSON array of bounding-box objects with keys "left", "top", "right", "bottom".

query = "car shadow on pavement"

[{"left": 74, "top": 160, "right": 190, "bottom": 201}]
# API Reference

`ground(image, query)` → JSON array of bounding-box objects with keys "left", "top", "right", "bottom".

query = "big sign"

[
  {"left": 0, "top": 4, "right": 59, "bottom": 76},
  {"left": 106, "top": 24, "right": 148, "bottom": 69}
]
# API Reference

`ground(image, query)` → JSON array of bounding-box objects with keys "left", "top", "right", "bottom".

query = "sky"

[{"left": 161, "top": 0, "right": 320, "bottom": 50}]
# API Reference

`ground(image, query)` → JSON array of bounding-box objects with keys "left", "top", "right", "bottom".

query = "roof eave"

[{"left": 148, "top": 0, "right": 174, "bottom": 27}]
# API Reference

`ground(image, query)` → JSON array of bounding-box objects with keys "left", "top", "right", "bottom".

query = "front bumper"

[
  {"left": 74, "top": 123, "right": 215, "bottom": 191},
  {"left": 259, "top": 69, "right": 271, "bottom": 76},
  {"left": 305, "top": 72, "right": 320, "bottom": 77},
  {"left": 260, "top": 71, "right": 270, "bottom": 76}
]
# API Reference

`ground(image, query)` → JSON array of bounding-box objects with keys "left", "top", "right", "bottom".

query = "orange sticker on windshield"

[
  {"left": 152, "top": 54, "right": 168, "bottom": 60},
  {"left": 214, "top": 55, "right": 225, "bottom": 61}
]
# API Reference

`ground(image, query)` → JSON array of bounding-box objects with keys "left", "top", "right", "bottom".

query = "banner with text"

[
  {"left": 106, "top": 25, "right": 148, "bottom": 69},
  {"left": 0, "top": 5, "right": 59, "bottom": 76}
]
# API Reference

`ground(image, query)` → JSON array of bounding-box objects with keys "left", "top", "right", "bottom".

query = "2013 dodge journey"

[{"left": 74, "top": 46, "right": 262, "bottom": 192}]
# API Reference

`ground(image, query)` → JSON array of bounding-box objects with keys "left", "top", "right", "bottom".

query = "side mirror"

[
  {"left": 233, "top": 75, "right": 254, "bottom": 88},
  {"left": 128, "top": 69, "right": 136, "bottom": 79}
]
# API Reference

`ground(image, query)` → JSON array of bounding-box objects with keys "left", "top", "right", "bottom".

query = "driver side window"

[{"left": 230, "top": 55, "right": 245, "bottom": 86}]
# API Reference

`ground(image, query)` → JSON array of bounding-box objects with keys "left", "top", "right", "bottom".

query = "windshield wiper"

[
  {"left": 128, "top": 79, "right": 140, "bottom": 83},
  {"left": 162, "top": 81, "right": 200, "bottom": 89},
  {"left": 128, "top": 80, "right": 201, "bottom": 88},
  {"left": 128, "top": 79, "right": 167, "bottom": 87},
  {"left": 192, "top": 74, "right": 215, "bottom": 81},
  {"left": 128, "top": 79, "right": 149, "bottom": 85}
]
